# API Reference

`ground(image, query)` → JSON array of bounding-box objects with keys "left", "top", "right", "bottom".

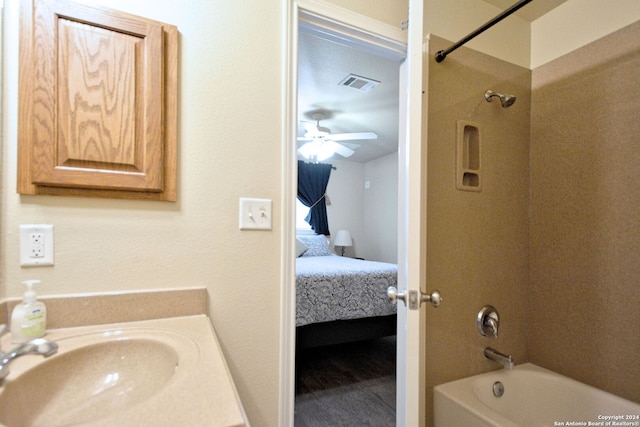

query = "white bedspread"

[{"left": 295, "top": 255, "right": 397, "bottom": 327}]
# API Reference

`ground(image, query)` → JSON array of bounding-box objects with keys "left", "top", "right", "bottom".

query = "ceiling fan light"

[
  {"left": 298, "top": 142, "right": 317, "bottom": 159},
  {"left": 298, "top": 140, "right": 336, "bottom": 160},
  {"left": 304, "top": 130, "right": 329, "bottom": 140},
  {"left": 316, "top": 141, "right": 336, "bottom": 161}
]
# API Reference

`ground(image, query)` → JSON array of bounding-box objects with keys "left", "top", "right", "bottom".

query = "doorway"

[{"left": 282, "top": 3, "right": 411, "bottom": 425}]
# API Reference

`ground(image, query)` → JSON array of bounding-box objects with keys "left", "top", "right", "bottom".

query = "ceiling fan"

[{"left": 297, "top": 112, "right": 377, "bottom": 161}]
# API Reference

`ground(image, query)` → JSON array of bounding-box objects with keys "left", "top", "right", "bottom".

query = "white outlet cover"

[
  {"left": 239, "top": 198, "right": 272, "bottom": 230},
  {"left": 20, "top": 224, "right": 54, "bottom": 267}
]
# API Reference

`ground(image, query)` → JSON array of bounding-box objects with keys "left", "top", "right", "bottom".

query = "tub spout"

[{"left": 484, "top": 347, "right": 514, "bottom": 370}]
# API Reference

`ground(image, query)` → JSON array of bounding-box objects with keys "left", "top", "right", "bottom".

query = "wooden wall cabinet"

[{"left": 18, "top": 0, "right": 178, "bottom": 201}]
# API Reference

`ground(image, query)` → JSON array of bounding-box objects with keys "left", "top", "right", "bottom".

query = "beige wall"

[
  {"left": 363, "top": 152, "right": 398, "bottom": 263},
  {"left": 1, "top": 0, "right": 283, "bottom": 423},
  {"left": 325, "top": 154, "right": 398, "bottom": 262},
  {"left": 531, "top": 0, "right": 640, "bottom": 68},
  {"left": 326, "top": 159, "right": 366, "bottom": 257},
  {"left": 0, "top": 0, "right": 409, "bottom": 425},
  {"left": 324, "top": 0, "right": 408, "bottom": 28},
  {"left": 425, "top": 0, "right": 640, "bottom": 70},
  {"left": 425, "top": 0, "right": 531, "bottom": 68},
  {"left": 424, "top": 35, "right": 531, "bottom": 425},
  {"left": 530, "top": 20, "right": 640, "bottom": 403}
]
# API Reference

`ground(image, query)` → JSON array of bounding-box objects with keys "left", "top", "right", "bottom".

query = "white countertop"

[{"left": 0, "top": 315, "right": 247, "bottom": 427}]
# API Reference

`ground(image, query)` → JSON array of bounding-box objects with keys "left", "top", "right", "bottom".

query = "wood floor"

[{"left": 295, "top": 336, "right": 396, "bottom": 426}]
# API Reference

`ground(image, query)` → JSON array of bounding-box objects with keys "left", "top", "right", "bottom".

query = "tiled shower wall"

[
  {"left": 424, "top": 35, "right": 532, "bottom": 425},
  {"left": 419, "top": 22, "right": 640, "bottom": 425},
  {"left": 530, "top": 21, "right": 640, "bottom": 403}
]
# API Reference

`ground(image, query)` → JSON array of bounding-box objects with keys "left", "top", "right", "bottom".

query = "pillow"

[
  {"left": 295, "top": 238, "right": 308, "bottom": 257},
  {"left": 297, "top": 234, "right": 332, "bottom": 257}
]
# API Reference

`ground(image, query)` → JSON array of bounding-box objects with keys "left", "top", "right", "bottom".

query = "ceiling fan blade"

[
  {"left": 297, "top": 137, "right": 313, "bottom": 142},
  {"left": 332, "top": 142, "right": 355, "bottom": 158},
  {"left": 330, "top": 132, "right": 378, "bottom": 141},
  {"left": 340, "top": 142, "right": 361, "bottom": 150}
]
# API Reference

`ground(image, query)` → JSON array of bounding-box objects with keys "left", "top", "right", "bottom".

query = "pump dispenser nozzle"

[{"left": 22, "top": 280, "right": 41, "bottom": 303}]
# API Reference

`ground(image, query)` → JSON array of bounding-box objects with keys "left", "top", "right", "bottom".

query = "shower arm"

[{"left": 435, "top": 0, "right": 533, "bottom": 63}]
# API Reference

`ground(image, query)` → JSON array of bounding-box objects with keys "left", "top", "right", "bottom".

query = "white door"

[{"left": 394, "top": 0, "right": 428, "bottom": 424}]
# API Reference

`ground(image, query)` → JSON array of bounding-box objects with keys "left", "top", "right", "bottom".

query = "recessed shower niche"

[{"left": 456, "top": 120, "right": 482, "bottom": 191}]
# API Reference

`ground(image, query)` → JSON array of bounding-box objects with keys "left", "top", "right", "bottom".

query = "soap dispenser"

[{"left": 11, "top": 280, "right": 47, "bottom": 343}]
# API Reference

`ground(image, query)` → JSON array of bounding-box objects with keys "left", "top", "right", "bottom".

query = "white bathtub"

[{"left": 434, "top": 363, "right": 640, "bottom": 427}]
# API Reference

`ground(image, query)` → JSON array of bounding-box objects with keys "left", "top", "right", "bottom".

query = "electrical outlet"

[
  {"left": 239, "top": 198, "right": 272, "bottom": 230},
  {"left": 20, "top": 224, "right": 54, "bottom": 267},
  {"left": 30, "top": 233, "right": 45, "bottom": 258}
]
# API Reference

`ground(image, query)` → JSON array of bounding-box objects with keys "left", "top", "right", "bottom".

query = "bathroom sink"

[
  {"left": 0, "top": 316, "right": 246, "bottom": 427},
  {"left": 0, "top": 327, "right": 199, "bottom": 427}
]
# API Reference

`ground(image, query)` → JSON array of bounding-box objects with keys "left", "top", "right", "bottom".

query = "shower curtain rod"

[{"left": 435, "top": 0, "right": 533, "bottom": 63}]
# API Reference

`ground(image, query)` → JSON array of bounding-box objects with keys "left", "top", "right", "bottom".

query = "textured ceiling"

[{"left": 297, "top": 31, "right": 401, "bottom": 164}]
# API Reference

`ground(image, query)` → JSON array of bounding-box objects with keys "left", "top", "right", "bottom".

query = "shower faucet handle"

[{"left": 477, "top": 305, "right": 500, "bottom": 337}]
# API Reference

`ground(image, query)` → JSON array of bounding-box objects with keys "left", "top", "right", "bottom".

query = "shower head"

[{"left": 484, "top": 90, "right": 516, "bottom": 108}]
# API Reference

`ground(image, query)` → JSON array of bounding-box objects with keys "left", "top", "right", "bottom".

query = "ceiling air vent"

[{"left": 338, "top": 74, "right": 380, "bottom": 92}]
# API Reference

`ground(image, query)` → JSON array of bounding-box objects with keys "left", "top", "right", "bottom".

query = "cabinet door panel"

[{"left": 19, "top": 0, "right": 177, "bottom": 200}]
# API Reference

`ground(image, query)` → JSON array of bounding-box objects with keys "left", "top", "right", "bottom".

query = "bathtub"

[{"left": 434, "top": 363, "right": 640, "bottom": 427}]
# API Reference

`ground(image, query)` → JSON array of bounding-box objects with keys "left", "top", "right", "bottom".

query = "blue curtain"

[{"left": 297, "top": 161, "right": 332, "bottom": 235}]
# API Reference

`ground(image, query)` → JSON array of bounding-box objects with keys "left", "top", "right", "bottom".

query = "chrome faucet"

[
  {"left": 484, "top": 316, "right": 499, "bottom": 337},
  {"left": 484, "top": 347, "right": 514, "bottom": 370},
  {"left": 0, "top": 324, "right": 58, "bottom": 381},
  {"left": 477, "top": 305, "right": 500, "bottom": 338}
]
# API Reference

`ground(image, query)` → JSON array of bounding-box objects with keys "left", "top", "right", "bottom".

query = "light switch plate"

[
  {"left": 20, "top": 224, "right": 54, "bottom": 267},
  {"left": 239, "top": 198, "right": 272, "bottom": 230}
]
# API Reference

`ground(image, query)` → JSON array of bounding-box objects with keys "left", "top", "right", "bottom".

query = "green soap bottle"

[{"left": 10, "top": 280, "right": 47, "bottom": 343}]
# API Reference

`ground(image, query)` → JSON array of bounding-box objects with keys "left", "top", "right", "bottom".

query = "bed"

[{"left": 295, "top": 234, "right": 397, "bottom": 348}]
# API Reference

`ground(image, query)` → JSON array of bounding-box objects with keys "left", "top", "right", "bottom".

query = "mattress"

[{"left": 295, "top": 255, "right": 398, "bottom": 327}]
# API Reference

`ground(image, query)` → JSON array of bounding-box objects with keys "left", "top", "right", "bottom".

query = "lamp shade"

[{"left": 333, "top": 230, "right": 352, "bottom": 247}]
